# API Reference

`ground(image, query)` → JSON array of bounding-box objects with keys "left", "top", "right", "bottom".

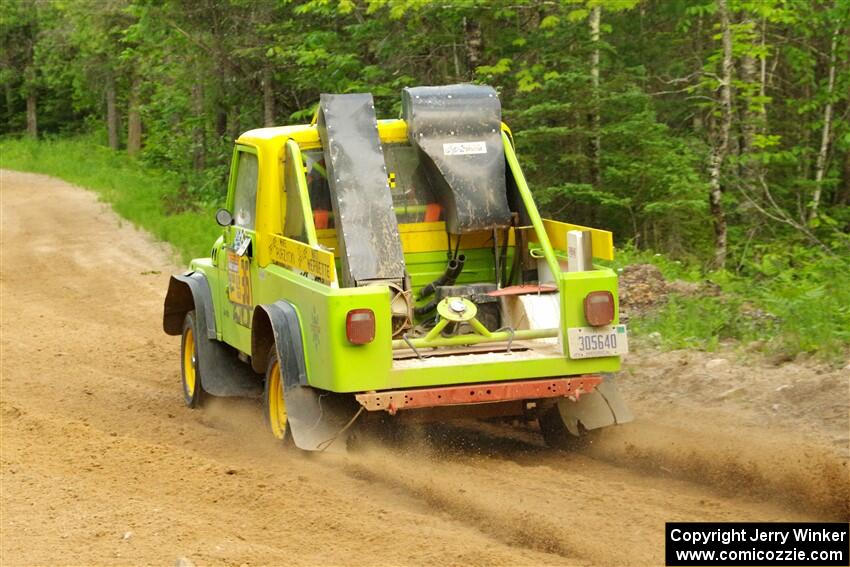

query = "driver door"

[{"left": 219, "top": 145, "right": 259, "bottom": 354}]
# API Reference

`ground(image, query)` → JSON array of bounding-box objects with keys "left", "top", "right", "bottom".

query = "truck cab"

[{"left": 164, "top": 84, "right": 632, "bottom": 451}]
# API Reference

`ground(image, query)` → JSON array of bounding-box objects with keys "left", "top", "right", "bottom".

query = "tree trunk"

[
  {"left": 214, "top": 65, "right": 227, "bottom": 138},
  {"left": 215, "top": 109, "right": 227, "bottom": 139},
  {"left": 739, "top": 28, "right": 759, "bottom": 186},
  {"left": 800, "top": 84, "right": 812, "bottom": 182},
  {"left": 708, "top": 0, "right": 733, "bottom": 269},
  {"left": 127, "top": 75, "right": 142, "bottom": 156},
  {"left": 759, "top": 17, "right": 768, "bottom": 104},
  {"left": 463, "top": 17, "right": 482, "bottom": 80},
  {"left": 24, "top": 63, "right": 37, "bottom": 138},
  {"left": 191, "top": 82, "right": 205, "bottom": 171},
  {"left": 692, "top": 15, "right": 704, "bottom": 132},
  {"left": 25, "top": 91, "right": 37, "bottom": 138},
  {"left": 106, "top": 74, "right": 120, "bottom": 150},
  {"left": 262, "top": 65, "right": 275, "bottom": 127},
  {"left": 452, "top": 42, "right": 461, "bottom": 79},
  {"left": 837, "top": 149, "right": 850, "bottom": 206},
  {"left": 228, "top": 109, "right": 241, "bottom": 144},
  {"left": 4, "top": 80, "right": 13, "bottom": 127},
  {"left": 589, "top": 4, "right": 602, "bottom": 186},
  {"left": 808, "top": 24, "right": 839, "bottom": 221}
]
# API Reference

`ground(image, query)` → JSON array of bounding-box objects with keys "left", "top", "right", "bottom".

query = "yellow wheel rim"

[
  {"left": 183, "top": 327, "right": 196, "bottom": 397},
  {"left": 268, "top": 359, "right": 287, "bottom": 439}
]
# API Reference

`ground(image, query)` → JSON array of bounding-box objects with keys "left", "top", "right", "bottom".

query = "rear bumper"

[
  {"left": 355, "top": 375, "right": 602, "bottom": 414},
  {"left": 380, "top": 348, "right": 619, "bottom": 393}
]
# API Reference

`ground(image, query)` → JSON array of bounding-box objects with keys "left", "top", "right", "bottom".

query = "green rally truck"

[{"left": 163, "top": 84, "right": 632, "bottom": 451}]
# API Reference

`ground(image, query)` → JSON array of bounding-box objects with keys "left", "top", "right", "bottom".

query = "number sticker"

[{"left": 443, "top": 141, "right": 487, "bottom": 156}]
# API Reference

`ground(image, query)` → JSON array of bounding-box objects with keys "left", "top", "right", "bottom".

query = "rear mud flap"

[
  {"left": 284, "top": 386, "right": 358, "bottom": 453},
  {"left": 194, "top": 316, "right": 262, "bottom": 398},
  {"left": 259, "top": 301, "right": 356, "bottom": 452},
  {"left": 166, "top": 272, "right": 261, "bottom": 397},
  {"left": 197, "top": 339, "right": 262, "bottom": 397},
  {"left": 556, "top": 374, "right": 633, "bottom": 436}
]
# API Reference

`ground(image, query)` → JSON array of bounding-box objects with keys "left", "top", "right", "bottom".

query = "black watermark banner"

[{"left": 666, "top": 522, "right": 849, "bottom": 566}]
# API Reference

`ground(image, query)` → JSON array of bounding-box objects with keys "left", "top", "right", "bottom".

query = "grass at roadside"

[
  {"left": 0, "top": 134, "right": 219, "bottom": 263},
  {"left": 612, "top": 246, "right": 850, "bottom": 362}
]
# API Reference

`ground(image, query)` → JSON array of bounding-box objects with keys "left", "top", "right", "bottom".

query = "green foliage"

[
  {"left": 608, "top": 243, "right": 705, "bottom": 281},
  {"left": 615, "top": 244, "right": 850, "bottom": 361},
  {"left": 631, "top": 294, "right": 751, "bottom": 351},
  {"left": 0, "top": 134, "right": 219, "bottom": 263},
  {"left": 733, "top": 249, "right": 850, "bottom": 358}
]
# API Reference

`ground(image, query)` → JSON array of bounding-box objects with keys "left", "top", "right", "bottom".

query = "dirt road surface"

[{"left": 1, "top": 170, "right": 848, "bottom": 566}]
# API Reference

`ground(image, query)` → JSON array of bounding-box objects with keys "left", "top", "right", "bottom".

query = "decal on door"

[{"left": 227, "top": 250, "right": 253, "bottom": 327}]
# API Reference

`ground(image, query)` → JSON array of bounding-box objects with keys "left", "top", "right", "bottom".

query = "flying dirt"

[{"left": 1, "top": 170, "right": 847, "bottom": 566}]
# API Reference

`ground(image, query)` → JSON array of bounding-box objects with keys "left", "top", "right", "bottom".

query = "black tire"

[
  {"left": 264, "top": 347, "right": 293, "bottom": 446},
  {"left": 180, "top": 311, "right": 205, "bottom": 408},
  {"left": 538, "top": 405, "right": 595, "bottom": 450}
]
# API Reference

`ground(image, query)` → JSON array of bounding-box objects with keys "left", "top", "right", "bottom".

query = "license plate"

[{"left": 567, "top": 325, "right": 628, "bottom": 359}]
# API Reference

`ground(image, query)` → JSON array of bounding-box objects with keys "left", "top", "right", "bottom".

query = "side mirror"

[{"left": 215, "top": 208, "right": 234, "bottom": 227}]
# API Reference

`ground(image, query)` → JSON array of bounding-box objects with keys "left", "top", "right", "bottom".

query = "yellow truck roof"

[{"left": 237, "top": 120, "right": 409, "bottom": 154}]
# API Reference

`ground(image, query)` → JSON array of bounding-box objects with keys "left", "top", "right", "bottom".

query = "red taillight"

[
  {"left": 584, "top": 291, "right": 614, "bottom": 327},
  {"left": 346, "top": 309, "right": 375, "bottom": 345}
]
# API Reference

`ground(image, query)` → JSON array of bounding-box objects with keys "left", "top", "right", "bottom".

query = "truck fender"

[
  {"left": 253, "top": 301, "right": 356, "bottom": 452},
  {"left": 165, "top": 272, "right": 261, "bottom": 397},
  {"left": 163, "top": 272, "right": 216, "bottom": 339},
  {"left": 555, "top": 373, "right": 634, "bottom": 435},
  {"left": 251, "top": 301, "right": 307, "bottom": 387}
]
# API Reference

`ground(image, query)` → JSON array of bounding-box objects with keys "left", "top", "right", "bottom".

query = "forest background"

[{"left": 1, "top": 0, "right": 848, "bottom": 359}]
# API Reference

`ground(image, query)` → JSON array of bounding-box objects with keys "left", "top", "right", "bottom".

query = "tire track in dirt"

[
  {"left": 579, "top": 419, "right": 850, "bottom": 520},
  {"left": 440, "top": 419, "right": 849, "bottom": 521},
  {"left": 330, "top": 419, "right": 842, "bottom": 566},
  {"left": 340, "top": 454, "right": 577, "bottom": 562},
  {"left": 353, "top": 419, "right": 848, "bottom": 524}
]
